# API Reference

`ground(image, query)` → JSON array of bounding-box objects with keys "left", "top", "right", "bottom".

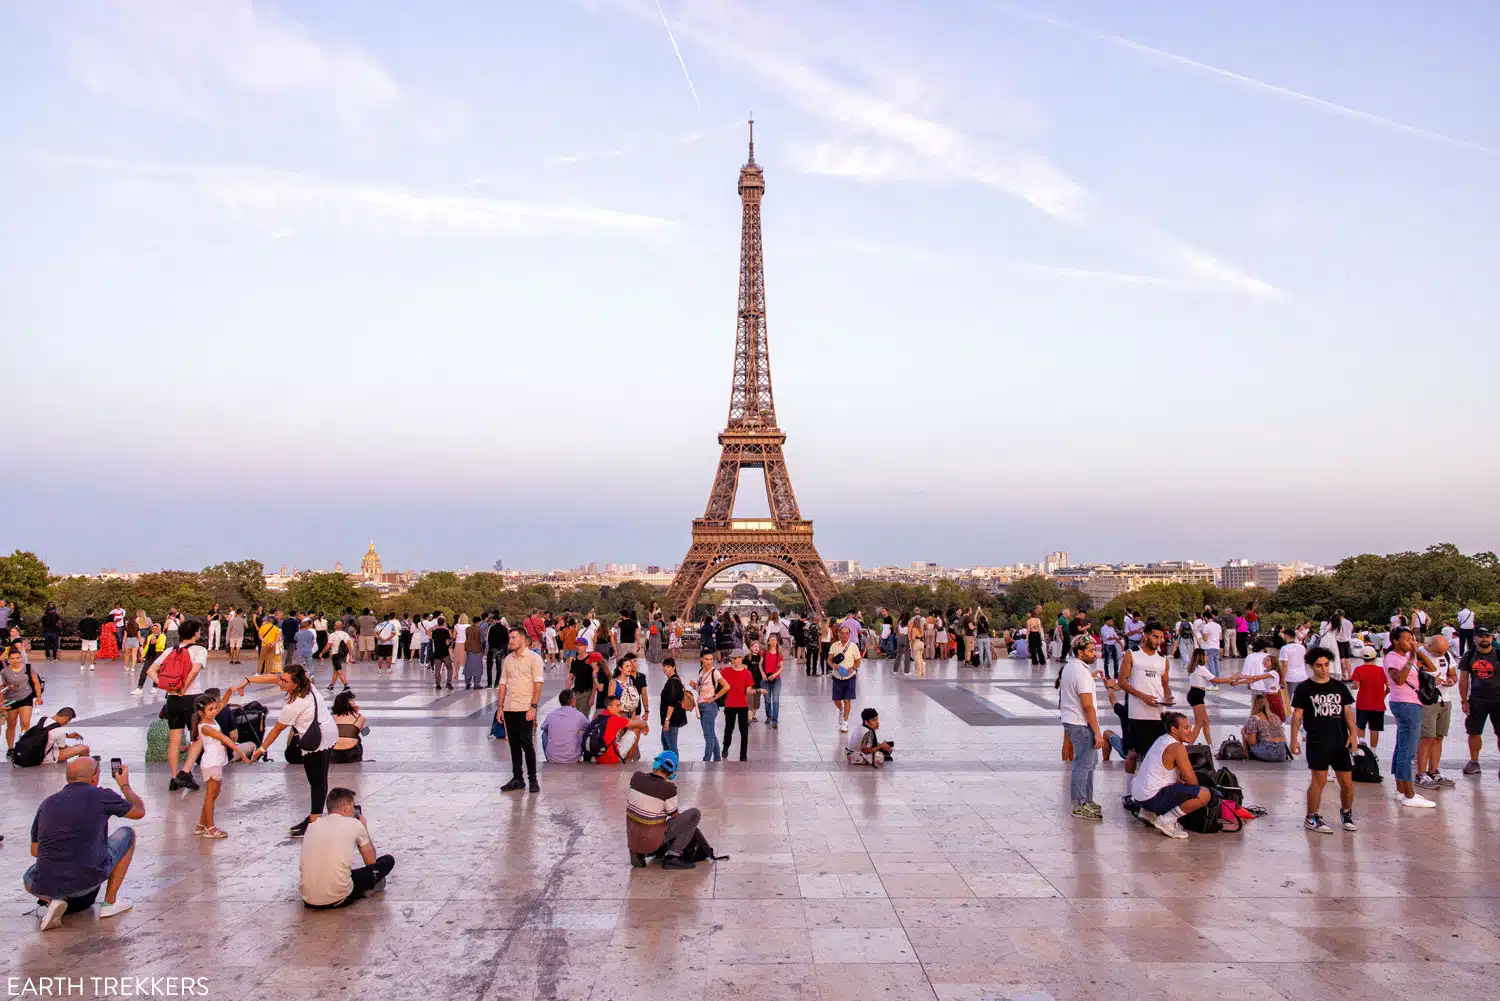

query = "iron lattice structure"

[{"left": 667, "top": 124, "right": 837, "bottom": 618}]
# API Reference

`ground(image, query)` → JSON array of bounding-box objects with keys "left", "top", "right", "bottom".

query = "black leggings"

[
  {"left": 302, "top": 748, "right": 331, "bottom": 816},
  {"left": 721, "top": 707, "right": 749, "bottom": 760},
  {"left": 1028, "top": 633, "right": 1045, "bottom": 665}
]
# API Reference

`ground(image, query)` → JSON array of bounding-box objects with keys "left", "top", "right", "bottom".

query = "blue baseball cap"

[{"left": 652, "top": 750, "right": 679, "bottom": 776}]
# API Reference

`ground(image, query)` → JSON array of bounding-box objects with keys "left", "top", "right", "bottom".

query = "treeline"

[{"left": 3, "top": 542, "right": 1494, "bottom": 636}]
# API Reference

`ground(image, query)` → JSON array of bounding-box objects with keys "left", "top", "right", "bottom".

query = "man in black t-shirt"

[
  {"left": 571, "top": 652, "right": 599, "bottom": 715},
  {"left": 429, "top": 617, "right": 454, "bottom": 692},
  {"left": 77, "top": 610, "right": 101, "bottom": 670},
  {"left": 617, "top": 613, "right": 640, "bottom": 657},
  {"left": 1290, "top": 646, "right": 1358, "bottom": 834},
  {"left": 1459, "top": 627, "right": 1499, "bottom": 776}
]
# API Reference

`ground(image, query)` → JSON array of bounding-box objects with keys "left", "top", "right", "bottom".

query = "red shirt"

[
  {"left": 720, "top": 666, "right": 753, "bottom": 708},
  {"left": 762, "top": 651, "right": 783, "bottom": 682},
  {"left": 1349, "top": 662, "right": 1389, "bottom": 711},
  {"left": 524, "top": 615, "right": 545, "bottom": 643},
  {"left": 596, "top": 713, "right": 631, "bottom": 764}
]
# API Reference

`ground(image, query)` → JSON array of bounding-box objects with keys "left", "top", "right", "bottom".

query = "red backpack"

[{"left": 155, "top": 646, "right": 195, "bottom": 694}]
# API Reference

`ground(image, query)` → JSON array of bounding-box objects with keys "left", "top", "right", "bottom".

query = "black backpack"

[
  {"left": 12, "top": 720, "right": 62, "bottom": 768},
  {"left": 1178, "top": 787, "right": 1225, "bottom": 833},
  {"left": 1352, "top": 743, "right": 1383, "bottom": 783},
  {"left": 1210, "top": 766, "right": 1244, "bottom": 806},
  {"left": 1186, "top": 743, "right": 1214, "bottom": 774},
  {"left": 1217, "top": 735, "right": 1247, "bottom": 761},
  {"left": 1179, "top": 622, "right": 1194, "bottom": 639},
  {"left": 580, "top": 714, "right": 611, "bottom": 761},
  {"left": 678, "top": 828, "right": 729, "bottom": 864}
]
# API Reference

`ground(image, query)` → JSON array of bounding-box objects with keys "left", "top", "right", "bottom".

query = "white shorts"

[
  {"left": 201, "top": 765, "right": 224, "bottom": 781},
  {"left": 42, "top": 731, "right": 70, "bottom": 764},
  {"left": 80, "top": 640, "right": 99, "bottom": 652}
]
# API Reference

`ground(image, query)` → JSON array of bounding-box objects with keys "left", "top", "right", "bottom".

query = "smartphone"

[
  {"left": 353, "top": 805, "right": 363, "bottom": 820},
  {"left": 110, "top": 757, "right": 123, "bottom": 778}
]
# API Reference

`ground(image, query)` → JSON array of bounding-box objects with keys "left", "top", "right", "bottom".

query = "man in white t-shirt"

[
  {"left": 1240, "top": 640, "right": 1286, "bottom": 720},
  {"left": 1414, "top": 636, "right": 1458, "bottom": 790},
  {"left": 1457, "top": 607, "right": 1476, "bottom": 657},
  {"left": 146, "top": 620, "right": 209, "bottom": 793},
  {"left": 1279, "top": 636, "right": 1309, "bottom": 706},
  {"left": 299, "top": 787, "right": 394, "bottom": 909},
  {"left": 1058, "top": 635, "right": 1106, "bottom": 821},
  {"left": 1197, "top": 616, "right": 1223, "bottom": 675}
]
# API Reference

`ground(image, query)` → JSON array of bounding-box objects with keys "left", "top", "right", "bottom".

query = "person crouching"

[{"left": 626, "top": 751, "right": 701, "bottom": 870}]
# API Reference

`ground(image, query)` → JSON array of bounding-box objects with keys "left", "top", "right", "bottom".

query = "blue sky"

[{"left": 1, "top": 0, "right": 1495, "bottom": 574}]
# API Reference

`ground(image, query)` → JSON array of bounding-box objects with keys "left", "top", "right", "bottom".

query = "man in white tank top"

[
  {"left": 1129, "top": 711, "right": 1211, "bottom": 839},
  {"left": 1118, "top": 622, "right": 1176, "bottom": 772}
]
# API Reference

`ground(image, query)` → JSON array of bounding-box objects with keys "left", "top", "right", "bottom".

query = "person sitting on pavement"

[
  {"left": 626, "top": 750, "right": 702, "bottom": 870},
  {"left": 11, "top": 708, "right": 91, "bottom": 768},
  {"left": 595, "top": 696, "right": 650, "bottom": 764},
  {"left": 1242, "top": 694, "right": 1290, "bottom": 762},
  {"left": 540, "top": 688, "right": 589, "bottom": 764},
  {"left": 1128, "top": 711, "right": 1212, "bottom": 839},
  {"left": 846, "top": 707, "right": 895, "bottom": 767},
  {"left": 299, "top": 787, "right": 395, "bottom": 909},
  {"left": 330, "top": 690, "right": 368, "bottom": 764},
  {"left": 26, "top": 757, "right": 146, "bottom": 930}
]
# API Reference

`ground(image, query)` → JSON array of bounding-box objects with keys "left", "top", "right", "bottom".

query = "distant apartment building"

[
  {"left": 1219, "top": 560, "right": 1255, "bottom": 589},
  {"left": 827, "top": 560, "right": 860, "bottom": 576},
  {"left": 1082, "top": 562, "right": 1216, "bottom": 609},
  {"left": 1043, "top": 551, "right": 1070, "bottom": 573},
  {"left": 1254, "top": 562, "right": 1295, "bottom": 590}
]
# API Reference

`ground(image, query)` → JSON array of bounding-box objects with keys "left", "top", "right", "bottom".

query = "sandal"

[
  {"left": 192, "top": 824, "right": 208, "bottom": 836},
  {"left": 201, "top": 826, "right": 228, "bottom": 839}
]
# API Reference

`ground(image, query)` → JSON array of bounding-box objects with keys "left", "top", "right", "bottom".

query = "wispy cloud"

[
  {"left": 548, "top": 119, "right": 741, "bottom": 166},
  {"left": 25, "top": 153, "right": 675, "bottom": 237},
  {"left": 1016, "top": 263, "right": 1186, "bottom": 287},
  {"left": 596, "top": 0, "right": 1279, "bottom": 299},
  {"left": 652, "top": 0, "right": 701, "bottom": 108},
  {"left": 990, "top": 2, "right": 1487, "bottom": 153},
  {"left": 48, "top": 0, "right": 406, "bottom": 128}
]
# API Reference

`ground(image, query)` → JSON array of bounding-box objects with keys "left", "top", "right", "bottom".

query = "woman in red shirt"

[
  {"left": 763, "top": 634, "right": 785, "bottom": 729},
  {"left": 719, "top": 654, "right": 754, "bottom": 761}
]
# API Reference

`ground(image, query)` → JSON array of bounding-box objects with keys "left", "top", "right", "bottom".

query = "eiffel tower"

[{"left": 666, "top": 123, "right": 837, "bottom": 619}]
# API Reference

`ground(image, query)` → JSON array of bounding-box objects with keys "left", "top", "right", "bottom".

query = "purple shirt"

[{"left": 540, "top": 705, "right": 589, "bottom": 763}]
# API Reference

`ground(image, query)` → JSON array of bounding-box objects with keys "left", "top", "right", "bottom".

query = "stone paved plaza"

[{"left": 4, "top": 650, "right": 1500, "bottom": 1000}]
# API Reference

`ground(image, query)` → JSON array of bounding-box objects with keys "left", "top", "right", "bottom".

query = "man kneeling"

[
  {"left": 299, "top": 787, "right": 395, "bottom": 909},
  {"left": 1128, "top": 711, "right": 1212, "bottom": 839},
  {"left": 27, "top": 757, "right": 146, "bottom": 930},
  {"left": 626, "top": 751, "right": 701, "bottom": 870}
]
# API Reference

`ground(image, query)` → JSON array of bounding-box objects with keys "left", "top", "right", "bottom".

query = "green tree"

[
  {"left": 201, "top": 560, "right": 269, "bottom": 610},
  {"left": 0, "top": 550, "right": 54, "bottom": 617},
  {"left": 287, "top": 573, "right": 366, "bottom": 614}
]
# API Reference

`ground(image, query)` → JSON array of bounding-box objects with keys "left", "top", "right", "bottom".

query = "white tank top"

[
  {"left": 1131, "top": 734, "right": 1181, "bottom": 801},
  {"left": 1127, "top": 650, "right": 1168, "bottom": 720}
]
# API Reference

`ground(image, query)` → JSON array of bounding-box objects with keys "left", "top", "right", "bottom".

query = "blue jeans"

[
  {"left": 1101, "top": 645, "right": 1119, "bottom": 677},
  {"left": 1063, "top": 724, "right": 1097, "bottom": 806},
  {"left": 1390, "top": 701, "right": 1422, "bottom": 783},
  {"left": 978, "top": 637, "right": 991, "bottom": 667},
  {"left": 1205, "top": 648, "right": 1220, "bottom": 674},
  {"left": 699, "top": 703, "right": 721, "bottom": 761},
  {"left": 25, "top": 827, "right": 134, "bottom": 907},
  {"left": 764, "top": 677, "right": 781, "bottom": 723},
  {"left": 661, "top": 724, "right": 680, "bottom": 754}
]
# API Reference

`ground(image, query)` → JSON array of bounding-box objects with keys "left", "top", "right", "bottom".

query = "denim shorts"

[
  {"left": 24, "top": 827, "right": 135, "bottom": 901},
  {"left": 1135, "top": 784, "right": 1200, "bottom": 815}
]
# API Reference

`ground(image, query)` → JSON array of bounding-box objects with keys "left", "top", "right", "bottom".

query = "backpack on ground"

[
  {"left": 1352, "top": 743, "right": 1383, "bottom": 783},
  {"left": 580, "top": 713, "right": 610, "bottom": 761},
  {"left": 1210, "top": 766, "right": 1244, "bottom": 806},
  {"left": 489, "top": 709, "right": 507, "bottom": 741},
  {"left": 1216, "top": 735, "right": 1246, "bottom": 761},
  {"left": 1178, "top": 787, "right": 1226, "bottom": 834},
  {"left": 12, "top": 721, "right": 62, "bottom": 768},
  {"left": 154, "top": 645, "right": 195, "bottom": 694},
  {"left": 1186, "top": 743, "right": 1214, "bottom": 774},
  {"left": 145, "top": 718, "right": 171, "bottom": 763},
  {"left": 677, "top": 828, "right": 729, "bottom": 864}
]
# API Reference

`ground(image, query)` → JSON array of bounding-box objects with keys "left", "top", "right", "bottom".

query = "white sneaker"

[
  {"left": 132, "top": 687, "right": 143, "bottom": 695},
  {"left": 89, "top": 665, "right": 96, "bottom": 671},
  {"left": 1151, "top": 813, "right": 1189, "bottom": 839},
  {"left": 1398, "top": 794, "right": 1436, "bottom": 809},
  {"left": 98, "top": 899, "right": 133, "bottom": 919},
  {"left": 839, "top": 721, "right": 849, "bottom": 732},
  {"left": 38, "top": 899, "right": 67, "bottom": 931}
]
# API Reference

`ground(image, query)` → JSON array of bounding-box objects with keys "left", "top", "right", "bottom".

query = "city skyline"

[{"left": 3, "top": 1, "right": 1496, "bottom": 570}]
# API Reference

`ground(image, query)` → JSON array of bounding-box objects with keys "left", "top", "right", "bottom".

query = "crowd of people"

[
  {"left": 1055, "top": 607, "right": 1498, "bottom": 837},
  {"left": 12, "top": 593, "right": 1497, "bottom": 931}
]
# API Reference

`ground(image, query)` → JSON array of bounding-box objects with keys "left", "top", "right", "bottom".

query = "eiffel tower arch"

[{"left": 666, "top": 123, "right": 837, "bottom": 619}]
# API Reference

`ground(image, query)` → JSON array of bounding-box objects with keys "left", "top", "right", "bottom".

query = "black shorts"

[
  {"left": 1126, "top": 717, "right": 1165, "bottom": 756},
  {"left": 1464, "top": 700, "right": 1500, "bottom": 737},
  {"left": 165, "top": 694, "right": 196, "bottom": 731},
  {"left": 1187, "top": 687, "right": 1206, "bottom": 707},
  {"left": 5, "top": 693, "right": 36, "bottom": 711},
  {"left": 1355, "top": 708, "right": 1384, "bottom": 732},
  {"left": 1306, "top": 742, "right": 1353, "bottom": 772},
  {"left": 1337, "top": 641, "right": 1352, "bottom": 660}
]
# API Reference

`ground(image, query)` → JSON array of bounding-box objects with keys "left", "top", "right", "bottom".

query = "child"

[
  {"left": 846, "top": 708, "right": 895, "bottom": 767},
  {"left": 1348, "top": 647, "right": 1389, "bottom": 748},
  {"left": 192, "top": 689, "right": 252, "bottom": 839}
]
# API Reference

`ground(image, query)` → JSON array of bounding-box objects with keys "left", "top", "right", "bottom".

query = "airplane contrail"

[
  {"left": 654, "top": 0, "right": 701, "bottom": 109},
  {"left": 991, "top": 3, "right": 1486, "bottom": 152}
]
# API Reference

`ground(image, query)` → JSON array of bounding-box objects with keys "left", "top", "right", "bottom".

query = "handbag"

[
  {"left": 296, "top": 691, "right": 323, "bottom": 751},
  {"left": 1417, "top": 668, "right": 1440, "bottom": 706}
]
